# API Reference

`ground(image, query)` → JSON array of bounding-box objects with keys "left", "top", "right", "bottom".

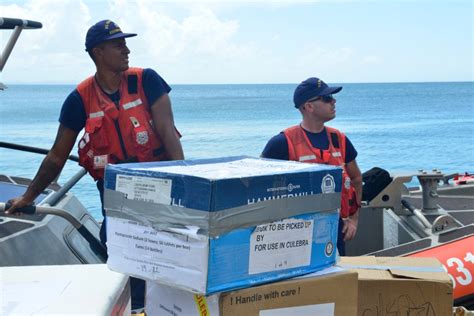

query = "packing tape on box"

[
  {"left": 104, "top": 188, "right": 340, "bottom": 237},
  {"left": 337, "top": 264, "right": 445, "bottom": 273}
]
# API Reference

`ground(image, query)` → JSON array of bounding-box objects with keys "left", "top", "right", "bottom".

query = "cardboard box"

[
  {"left": 339, "top": 256, "right": 453, "bottom": 316},
  {"left": 146, "top": 268, "right": 358, "bottom": 316},
  {"left": 104, "top": 156, "right": 342, "bottom": 294}
]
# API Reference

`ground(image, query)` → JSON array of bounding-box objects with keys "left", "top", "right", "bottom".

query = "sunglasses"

[{"left": 308, "top": 94, "right": 335, "bottom": 103}]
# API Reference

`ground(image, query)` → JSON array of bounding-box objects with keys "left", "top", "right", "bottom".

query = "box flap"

[{"left": 338, "top": 256, "right": 450, "bottom": 282}]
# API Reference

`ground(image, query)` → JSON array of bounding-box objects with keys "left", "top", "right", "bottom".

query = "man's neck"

[
  {"left": 95, "top": 69, "right": 122, "bottom": 94},
  {"left": 300, "top": 118, "right": 325, "bottom": 133}
]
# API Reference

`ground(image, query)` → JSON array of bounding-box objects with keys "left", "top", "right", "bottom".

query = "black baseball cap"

[
  {"left": 293, "top": 77, "right": 342, "bottom": 108},
  {"left": 85, "top": 20, "right": 136, "bottom": 51}
]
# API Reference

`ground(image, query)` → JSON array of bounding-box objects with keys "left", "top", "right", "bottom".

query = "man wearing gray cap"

[
  {"left": 261, "top": 77, "right": 362, "bottom": 256},
  {"left": 7, "top": 19, "right": 184, "bottom": 312}
]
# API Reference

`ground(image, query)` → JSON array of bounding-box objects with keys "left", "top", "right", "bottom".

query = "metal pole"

[
  {"left": 0, "top": 26, "right": 23, "bottom": 71},
  {"left": 41, "top": 168, "right": 88, "bottom": 206}
]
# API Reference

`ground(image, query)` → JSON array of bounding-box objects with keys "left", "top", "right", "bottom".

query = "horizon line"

[{"left": 4, "top": 80, "right": 474, "bottom": 86}]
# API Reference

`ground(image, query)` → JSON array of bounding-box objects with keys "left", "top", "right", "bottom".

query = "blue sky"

[{"left": 1, "top": 0, "right": 472, "bottom": 84}]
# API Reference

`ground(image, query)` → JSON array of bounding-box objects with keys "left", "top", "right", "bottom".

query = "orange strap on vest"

[
  {"left": 284, "top": 125, "right": 359, "bottom": 217},
  {"left": 76, "top": 67, "right": 166, "bottom": 180}
]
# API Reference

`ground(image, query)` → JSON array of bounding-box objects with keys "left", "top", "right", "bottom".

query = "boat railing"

[
  {"left": 0, "top": 202, "right": 107, "bottom": 260},
  {"left": 363, "top": 173, "right": 413, "bottom": 214},
  {"left": 0, "top": 141, "right": 84, "bottom": 200},
  {"left": 0, "top": 141, "right": 105, "bottom": 259},
  {"left": 0, "top": 141, "right": 79, "bottom": 162},
  {"left": 364, "top": 170, "right": 465, "bottom": 236},
  {"left": 1, "top": 17, "right": 42, "bottom": 89}
]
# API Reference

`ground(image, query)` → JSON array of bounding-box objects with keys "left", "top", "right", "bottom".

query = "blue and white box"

[{"left": 104, "top": 156, "right": 342, "bottom": 294}]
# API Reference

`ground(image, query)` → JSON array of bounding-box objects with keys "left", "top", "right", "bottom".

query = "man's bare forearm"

[
  {"left": 352, "top": 175, "right": 362, "bottom": 205},
  {"left": 163, "top": 133, "right": 184, "bottom": 161},
  {"left": 22, "top": 154, "right": 66, "bottom": 202},
  {"left": 21, "top": 125, "right": 77, "bottom": 203}
]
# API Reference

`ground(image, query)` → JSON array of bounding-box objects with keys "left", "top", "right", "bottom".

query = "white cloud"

[
  {"left": 131, "top": 5, "right": 243, "bottom": 60},
  {"left": 105, "top": 0, "right": 265, "bottom": 83},
  {"left": 2, "top": 0, "right": 266, "bottom": 83},
  {"left": 1, "top": 0, "right": 93, "bottom": 83},
  {"left": 0, "top": 0, "right": 366, "bottom": 84},
  {"left": 3, "top": 0, "right": 432, "bottom": 84},
  {"left": 362, "top": 55, "right": 382, "bottom": 64}
]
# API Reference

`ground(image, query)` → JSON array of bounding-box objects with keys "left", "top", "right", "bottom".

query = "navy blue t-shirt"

[
  {"left": 261, "top": 127, "right": 357, "bottom": 163},
  {"left": 59, "top": 68, "right": 171, "bottom": 132}
]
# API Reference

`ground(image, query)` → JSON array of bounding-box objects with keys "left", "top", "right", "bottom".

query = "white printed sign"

[
  {"left": 106, "top": 217, "right": 209, "bottom": 293},
  {"left": 115, "top": 174, "right": 172, "bottom": 204},
  {"left": 259, "top": 303, "right": 335, "bottom": 316},
  {"left": 249, "top": 218, "right": 313, "bottom": 274}
]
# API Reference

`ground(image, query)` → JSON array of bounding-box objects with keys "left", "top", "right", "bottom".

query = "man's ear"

[
  {"left": 92, "top": 47, "right": 102, "bottom": 60},
  {"left": 301, "top": 102, "right": 311, "bottom": 112}
]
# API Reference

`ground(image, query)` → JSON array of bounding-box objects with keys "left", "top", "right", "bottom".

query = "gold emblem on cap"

[
  {"left": 109, "top": 28, "right": 121, "bottom": 35},
  {"left": 104, "top": 20, "right": 121, "bottom": 35}
]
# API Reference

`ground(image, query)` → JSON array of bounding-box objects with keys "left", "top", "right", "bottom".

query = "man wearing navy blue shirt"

[
  {"left": 60, "top": 69, "right": 172, "bottom": 133},
  {"left": 261, "top": 77, "right": 362, "bottom": 256},
  {"left": 58, "top": 68, "right": 177, "bottom": 241},
  {"left": 7, "top": 20, "right": 184, "bottom": 312}
]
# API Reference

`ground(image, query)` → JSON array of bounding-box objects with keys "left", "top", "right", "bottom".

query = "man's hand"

[
  {"left": 5, "top": 196, "right": 34, "bottom": 215},
  {"left": 4, "top": 124, "right": 78, "bottom": 216},
  {"left": 342, "top": 213, "right": 359, "bottom": 241}
]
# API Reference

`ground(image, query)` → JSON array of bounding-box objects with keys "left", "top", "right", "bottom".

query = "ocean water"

[{"left": 1, "top": 82, "right": 473, "bottom": 219}]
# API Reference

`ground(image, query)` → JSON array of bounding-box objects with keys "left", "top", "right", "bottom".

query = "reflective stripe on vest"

[
  {"left": 123, "top": 98, "right": 143, "bottom": 110},
  {"left": 89, "top": 111, "right": 104, "bottom": 118},
  {"left": 299, "top": 154, "right": 317, "bottom": 162}
]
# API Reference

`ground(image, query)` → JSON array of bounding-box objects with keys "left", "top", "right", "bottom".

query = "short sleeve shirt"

[
  {"left": 59, "top": 68, "right": 171, "bottom": 132},
  {"left": 261, "top": 127, "right": 357, "bottom": 163}
]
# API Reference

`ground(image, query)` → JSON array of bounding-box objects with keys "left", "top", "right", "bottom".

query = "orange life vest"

[
  {"left": 77, "top": 67, "right": 167, "bottom": 180},
  {"left": 284, "top": 125, "right": 359, "bottom": 218}
]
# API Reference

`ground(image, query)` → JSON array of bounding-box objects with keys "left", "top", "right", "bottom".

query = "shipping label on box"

[
  {"left": 206, "top": 211, "right": 338, "bottom": 293},
  {"left": 106, "top": 218, "right": 210, "bottom": 292},
  {"left": 249, "top": 218, "right": 313, "bottom": 274},
  {"left": 115, "top": 174, "right": 172, "bottom": 204}
]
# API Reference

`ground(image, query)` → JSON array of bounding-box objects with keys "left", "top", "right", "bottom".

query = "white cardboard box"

[{"left": 105, "top": 157, "right": 342, "bottom": 294}]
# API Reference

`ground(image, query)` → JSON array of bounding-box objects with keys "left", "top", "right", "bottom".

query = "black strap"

[
  {"left": 153, "top": 147, "right": 165, "bottom": 157},
  {"left": 127, "top": 74, "right": 138, "bottom": 94},
  {"left": 117, "top": 146, "right": 165, "bottom": 164},
  {"left": 330, "top": 132, "right": 340, "bottom": 149}
]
